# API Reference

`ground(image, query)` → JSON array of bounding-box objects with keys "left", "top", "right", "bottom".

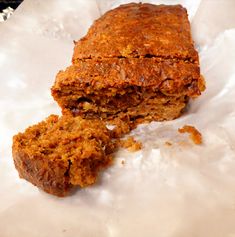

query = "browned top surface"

[
  {"left": 73, "top": 3, "right": 198, "bottom": 62},
  {"left": 52, "top": 58, "right": 202, "bottom": 97}
]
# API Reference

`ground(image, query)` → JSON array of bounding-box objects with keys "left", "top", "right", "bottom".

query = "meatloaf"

[
  {"left": 51, "top": 3, "right": 205, "bottom": 124},
  {"left": 12, "top": 115, "right": 114, "bottom": 197}
]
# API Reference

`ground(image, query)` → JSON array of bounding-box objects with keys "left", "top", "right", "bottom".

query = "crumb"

[
  {"left": 121, "top": 160, "right": 125, "bottom": 165},
  {"left": 120, "top": 136, "right": 142, "bottom": 152},
  {"left": 177, "top": 141, "right": 189, "bottom": 147},
  {"left": 165, "top": 141, "right": 172, "bottom": 146},
  {"left": 178, "top": 125, "right": 202, "bottom": 145}
]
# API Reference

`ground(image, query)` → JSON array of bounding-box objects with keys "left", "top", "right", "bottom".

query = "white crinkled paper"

[{"left": 1, "top": 0, "right": 235, "bottom": 236}]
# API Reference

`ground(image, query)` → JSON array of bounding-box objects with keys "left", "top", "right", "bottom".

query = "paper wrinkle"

[{"left": 1, "top": 0, "right": 235, "bottom": 236}]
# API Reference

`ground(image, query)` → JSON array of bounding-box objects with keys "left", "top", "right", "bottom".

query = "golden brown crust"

[
  {"left": 12, "top": 147, "right": 72, "bottom": 197},
  {"left": 12, "top": 115, "right": 114, "bottom": 197},
  {"left": 53, "top": 58, "right": 201, "bottom": 96},
  {"left": 72, "top": 3, "right": 198, "bottom": 62}
]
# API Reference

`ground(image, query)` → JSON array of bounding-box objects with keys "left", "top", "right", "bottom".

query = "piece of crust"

[{"left": 178, "top": 125, "right": 202, "bottom": 145}]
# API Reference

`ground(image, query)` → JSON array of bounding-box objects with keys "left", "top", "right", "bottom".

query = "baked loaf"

[
  {"left": 12, "top": 115, "right": 114, "bottom": 197},
  {"left": 51, "top": 3, "right": 205, "bottom": 124}
]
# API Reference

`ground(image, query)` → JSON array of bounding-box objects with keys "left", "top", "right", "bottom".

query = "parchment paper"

[{"left": 1, "top": 0, "right": 235, "bottom": 236}]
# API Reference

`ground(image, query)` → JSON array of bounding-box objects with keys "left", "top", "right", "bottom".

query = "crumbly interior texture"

[
  {"left": 12, "top": 115, "right": 114, "bottom": 197},
  {"left": 178, "top": 125, "right": 202, "bottom": 145},
  {"left": 51, "top": 3, "right": 205, "bottom": 125}
]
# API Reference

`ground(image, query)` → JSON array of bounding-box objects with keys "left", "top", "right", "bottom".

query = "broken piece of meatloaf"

[
  {"left": 12, "top": 115, "right": 114, "bottom": 197},
  {"left": 51, "top": 3, "right": 205, "bottom": 123}
]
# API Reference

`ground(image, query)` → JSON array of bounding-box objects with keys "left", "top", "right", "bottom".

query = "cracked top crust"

[
  {"left": 72, "top": 3, "right": 198, "bottom": 62},
  {"left": 53, "top": 58, "right": 202, "bottom": 97}
]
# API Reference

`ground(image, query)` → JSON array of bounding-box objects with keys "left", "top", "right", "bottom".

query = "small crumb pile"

[
  {"left": 178, "top": 125, "right": 202, "bottom": 145},
  {"left": 119, "top": 136, "right": 142, "bottom": 152}
]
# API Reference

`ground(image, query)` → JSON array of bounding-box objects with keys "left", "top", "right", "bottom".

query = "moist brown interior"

[
  {"left": 17, "top": 115, "right": 113, "bottom": 186},
  {"left": 54, "top": 85, "right": 189, "bottom": 122}
]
